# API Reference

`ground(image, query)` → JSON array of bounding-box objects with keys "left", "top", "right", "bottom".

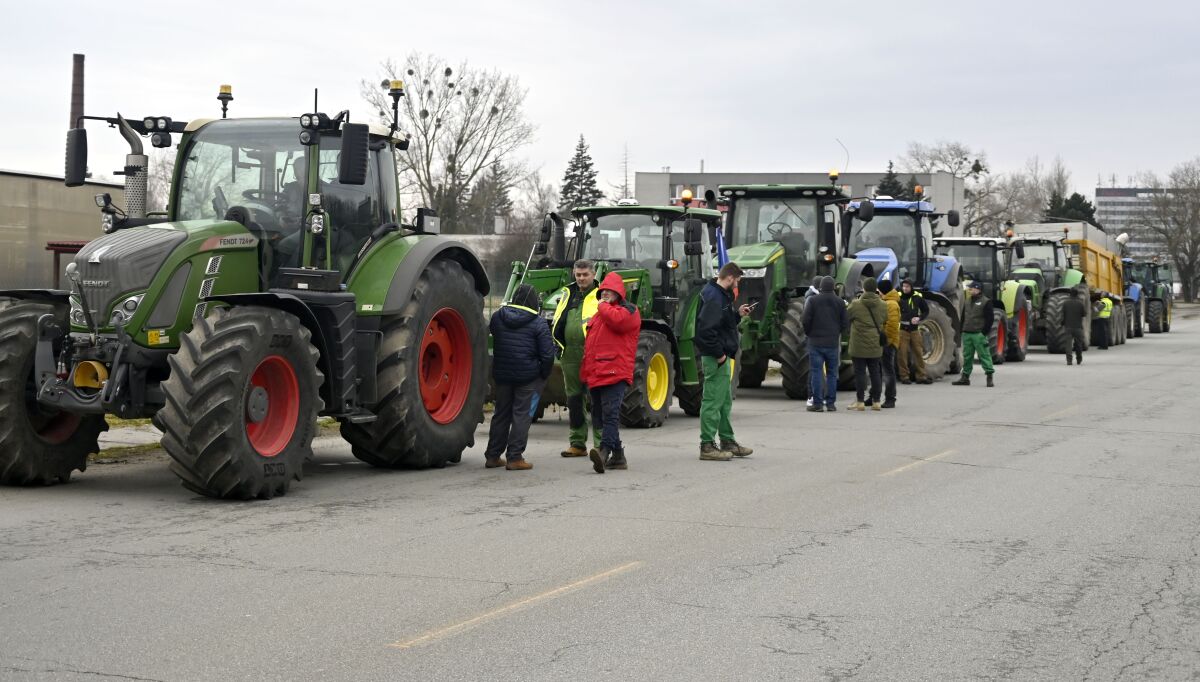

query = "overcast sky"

[{"left": 4, "top": 0, "right": 1198, "bottom": 200}]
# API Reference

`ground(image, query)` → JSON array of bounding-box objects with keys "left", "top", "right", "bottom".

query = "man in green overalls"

[{"left": 551, "top": 259, "right": 603, "bottom": 458}]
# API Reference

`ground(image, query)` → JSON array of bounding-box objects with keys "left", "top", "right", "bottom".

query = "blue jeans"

[
  {"left": 589, "top": 382, "right": 627, "bottom": 452},
  {"left": 808, "top": 344, "right": 840, "bottom": 406}
]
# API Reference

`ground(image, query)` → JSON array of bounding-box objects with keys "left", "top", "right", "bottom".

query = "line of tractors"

[{"left": 0, "top": 85, "right": 1174, "bottom": 499}]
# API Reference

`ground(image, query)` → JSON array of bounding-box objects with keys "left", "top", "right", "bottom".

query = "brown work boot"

[
  {"left": 606, "top": 448, "right": 627, "bottom": 470},
  {"left": 485, "top": 457, "right": 506, "bottom": 469},
  {"left": 699, "top": 443, "right": 732, "bottom": 461},
  {"left": 590, "top": 447, "right": 607, "bottom": 474},
  {"left": 720, "top": 441, "right": 753, "bottom": 458},
  {"left": 560, "top": 444, "right": 587, "bottom": 457},
  {"left": 848, "top": 401, "right": 866, "bottom": 411},
  {"left": 505, "top": 458, "right": 532, "bottom": 471}
]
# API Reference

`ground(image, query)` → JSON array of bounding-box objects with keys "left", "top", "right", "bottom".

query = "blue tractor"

[{"left": 839, "top": 194, "right": 963, "bottom": 378}]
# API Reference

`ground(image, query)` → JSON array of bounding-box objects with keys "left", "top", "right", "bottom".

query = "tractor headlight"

[
  {"left": 101, "top": 212, "right": 115, "bottom": 234},
  {"left": 742, "top": 268, "right": 767, "bottom": 278},
  {"left": 309, "top": 213, "right": 325, "bottom": 235},
  {"left": 156, "top": 118, "right": 169, "bottom": 131},
  {"left": 109, "top": 293, "right": 145, "bottom": 326},
  {"left": 300, "top": 114, "right": 312, "bottom": 128}
]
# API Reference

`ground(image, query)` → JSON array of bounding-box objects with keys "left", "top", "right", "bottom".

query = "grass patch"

[
  {"left": 90, "top": 441, "right": 164, "bottom": 462},
  {"left": 105, "top": 415, "right": 153, "bottom": 428}
]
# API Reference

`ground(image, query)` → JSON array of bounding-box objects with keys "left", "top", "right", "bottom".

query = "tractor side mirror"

[
  {"left": 415, "top": 207, "right": 439, "bottom": 234},
  {"left": 65, "top": 128, "right": 88, "bottom": 187},
  {"left": 683, "top": 218, "right": 703, "bottom": 244},
  {"left": 703, "top": 189, "right": 717, "bottom": 208},
  {"left": 857, "top": 200, "right": 875, "bottom": 222},
  {"left": 533, "top": 243, "right": 548, "bottom": 255},
  {"left": 538, "top": 215, "right": 553, "bottom": 242},
  {"left": 684, "top": 242, "right": 704, "bottom": 256},
  {"left": 337, "top": 123, "right": 370, "bottom": 185},
  {"left": 947, "top": 210, "right": 961, "bottom": 227},
  {"left": 1015, "top": 244, "right": 1025, "bottom": 260}
]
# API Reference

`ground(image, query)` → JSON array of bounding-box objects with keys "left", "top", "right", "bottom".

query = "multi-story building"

[{"left": 1094, "top": 187, "right": 1167, "bottom": 260}]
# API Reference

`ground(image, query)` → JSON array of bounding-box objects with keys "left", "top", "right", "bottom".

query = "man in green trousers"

[
  {"left": 695, "top": 262, "right": 754, "bottom": 461},
  {"left": 551, "top": 259, "right": 603, "bottom": 457},
  {"left": 953, "top": 281, "right": 995, "bottom": 387}
]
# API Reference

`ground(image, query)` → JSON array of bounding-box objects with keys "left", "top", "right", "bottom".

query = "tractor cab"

[
  {"left": 1010, "top": 237, "right": 1070, "bottom": 289},
  {"left": 932, "top": 237, "right": 1010, "bottom": 302},
  {"left": 844, "top": 194, "right": 959, "bottom": 291}
]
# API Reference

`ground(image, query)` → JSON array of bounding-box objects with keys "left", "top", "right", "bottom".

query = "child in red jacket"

[{"left": 581, "top": 272, "right": 641, "bottom": 473}]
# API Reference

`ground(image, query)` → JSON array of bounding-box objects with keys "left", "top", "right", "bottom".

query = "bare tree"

[
  {"left": 899, "top": 140, "right": 986, "bottom": 179},
  {"left": 609, "top": 143, "right": 632, "bottom": 202},
  {"left": 1135, "top": 160, "right": 1200, "bottom": 301},
  {"left": 362, "top": 54, "right": 535, "bottom": 232},
  {"left": 146, "top": 148, "right": 175, "bottom": 214}
]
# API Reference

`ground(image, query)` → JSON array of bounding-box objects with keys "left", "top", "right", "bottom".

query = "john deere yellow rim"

[{"left": 647, "top": 352, "right": 669, "bottom": 410}]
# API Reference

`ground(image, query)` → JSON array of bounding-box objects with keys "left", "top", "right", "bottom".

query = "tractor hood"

[
  {"left": 70, "top": 219, "right": 255, "bottom": 330},
  {"left": 725, "top": 241, "right": 783, "bottom": 269},
  {"left": 853, "top": 247, "right": 899, "bottom": 283}
]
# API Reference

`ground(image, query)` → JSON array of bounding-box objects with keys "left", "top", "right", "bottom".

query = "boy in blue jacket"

[{"left": 485, "top": 284, "right": 555, "bottom": 470}]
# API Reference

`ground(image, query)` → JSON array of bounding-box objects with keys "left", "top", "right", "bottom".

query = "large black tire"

[
  {"left": 1043, "top": 292, "right": 1071, "bottom": 354},
  {"left": 1124, "top": 301, "right": 1134, "bottom": 340},
  {"left": 920, "top": 304, "right": 956, "bottom": 378},
  {"left": 1005, "top": 296, "right": 1031, "bottom": 362},
  {"left": 0, "top": 300, "right": 107, "bottom": 486},
  {"left": 1133, "top": 300, "right": 1145, "bottom": 337},
  {"left": 620, "top": 330, "right": 674, "bottom": 428},
  {"left": 737, "top": 354, "right": 769, "bottom": 389},
  {"left": 1148, "top": 299, "right": 1164, "bottom": 333},
  {"left": 988, "top": 309, "right": 1007, "bottom": 366},
  {"left": 341, "top": 259, "right": 486, "bottom": 468},
  {"left": 156, "top": 306, "right": 323, "bottom": 499},
  {"left": 1163, "top": 299, "right": 1172, "bottom": 332},
  {"left": 778, "top": 300, "right": 810, "bottom": 400},
  {"left": 675, "top": 375, "right": 703, "bottom": 418}
]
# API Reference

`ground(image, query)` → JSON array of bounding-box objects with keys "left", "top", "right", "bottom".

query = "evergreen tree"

[
  {"left": 875, "top": 161, "right": 906, "bottom": 198},
  {"left": 1043, "top": 191, "right": 1100, "bottom": 227},
  {"left": 559, "top": 135, "right": 604, "bottom": 212},
  {"left": 462, "top": 163, "right": 516, "bottom": 234}
]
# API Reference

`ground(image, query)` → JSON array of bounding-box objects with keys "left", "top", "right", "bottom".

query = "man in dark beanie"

[
  {"left": 953, "top": 280, "right": 995, "bottom": 387},
  {"left": 801, "top": 275, "right": 848, "bottom": 412},
  {"left": 846, "top": 277, "right": 887, "bottom": 410},
  {"left": 897, "top": 279, "right": 931, "bottom": 384},
  {"left": 484, "top": 283, "right": 555, "bottom": 470}
]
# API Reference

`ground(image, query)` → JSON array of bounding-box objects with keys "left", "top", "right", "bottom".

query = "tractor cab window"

[
  {"left": 847, "top": 213, "right": 923, "bottom": 279},
  {"left": 175, "top": 119, "right": 307, "bottom": 236},
  {"left": 1156, "top": 263, "right": 1173, "bottom": 284},
  {"left": 581, "top": 213, "right": 666, "bottom": 285},
  {"left": 731, "top": 198, "right": 819, "bottom": 283},
  {"left": 317, "top": 144, "right": 384, "bottom": 273},
  {"left": 943, "top": 244, "right": 1001, "bottom": 298},
  {"left": 1018, "top": 244, "right": 1058, "bottom": 271}
]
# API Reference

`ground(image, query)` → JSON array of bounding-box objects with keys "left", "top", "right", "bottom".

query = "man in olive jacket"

[
  {"left": 953, "top": 281, "right": 995, "bottom": 387},
  {"left": 846, "top": 277, "right": 888, "bottom": 411},
  {"left": 878, "top": 279, "right": 901, "bottom": 408}
]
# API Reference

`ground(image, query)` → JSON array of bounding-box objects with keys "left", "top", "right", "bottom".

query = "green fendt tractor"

[
  {"left": 0, "top": 82, "right": 489, "bottom": 499},
  {"left": 503, "top": 198, "right": 721, "bottom": 426},
  {"left": 932, "top": 236, "right": 1035, "bottom": 363},
  {"left": 716, "top": 182, "right": 851, "bottom": 398},
  {"left": 1124, "top": 259, "right": 1174, "bottom": 334},
  {"left": 1008, "top": 236, "right": 1090, "bottom": 352}
]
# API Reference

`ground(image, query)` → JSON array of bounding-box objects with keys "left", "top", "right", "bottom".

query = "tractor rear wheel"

[
  {"left": 620, "top": 330, "right": 674, "bottom": 428},
  {"left": 0, "top": 300, "right": 106, "bottom": 486},
  {"left": 920, "top": 304, "right": 955, "bottom": 378},
  {"left": 156, "top": 306, "right": 323, "bottom": 499},
  {"left": 1148, "top": 299, "right": 1164, "bottom": 333},
  {"left": 341, "top": 259, "right": 486, "bottom": 468},
  {"left": 989, "top": 309, "right": 1006, "bottom": 365},
  {"left": 778, "top": 300, "right": 810, "bottom": 400},
  {"left": 737, "top": 355, "right": 769, "bottom": 388}
]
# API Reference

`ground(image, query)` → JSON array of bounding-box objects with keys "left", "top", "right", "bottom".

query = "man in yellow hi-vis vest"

[
  {"left": 550, "top": 259, "right": 603, "bottom": 458},
  {"left": 1093, "top": 295, "right": 1113, "bottom": 350}
]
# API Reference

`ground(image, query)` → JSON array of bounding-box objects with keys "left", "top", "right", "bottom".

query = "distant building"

[
  {"left": 0, "top": 170, "right": 124, "bottom": 289},
  {"left": 635, "top": 170, "right": 966, "bottom": 225},
  {"left": 1094, "top": 187, "right": 1166, "bottom": 260}
]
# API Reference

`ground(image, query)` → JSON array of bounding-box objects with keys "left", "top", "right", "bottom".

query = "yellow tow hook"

[{"left": 72, "top": 361, "right": 109, "bottom": 389}]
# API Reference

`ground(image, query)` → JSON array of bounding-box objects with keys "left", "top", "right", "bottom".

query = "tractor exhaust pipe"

[{"left": 115, "top": 114, "right": 147, "bottom": 219}]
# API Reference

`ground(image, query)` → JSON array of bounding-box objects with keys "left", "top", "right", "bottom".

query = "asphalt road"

[{"left": 2, "top": 309, "right": 1199, "bottom": 681}]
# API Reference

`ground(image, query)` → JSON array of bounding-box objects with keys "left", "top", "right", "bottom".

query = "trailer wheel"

[
  {"left": 156, "top": 306, "right": 323, "bottom": 499},
  {"left": 0, "top": 300, "right": 106, "bottom": 486},
  {"left": 778, "top": 300, "right": 810, "bottom": 399},
  {"left": 341, "top": 258, "right": 486, "bottom": 468}
]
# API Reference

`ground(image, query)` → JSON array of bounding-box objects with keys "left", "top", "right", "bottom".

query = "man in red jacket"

[{"left": 581, "top": 272, "right": 641, "bottom": 474}]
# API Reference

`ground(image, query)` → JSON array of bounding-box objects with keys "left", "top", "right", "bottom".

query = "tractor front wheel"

[
  {"left": 1147, "top": 299, "right": 1164, "bottom": 334},
  {"left": 0, "top": 300, "right": 106, "bottom": 486},
  {"left": 1005, "top": 300, "right": 1031, "bottom": 362},
  {"left": 737, "top": 355, "right": 769, "bottom": 388},
  {"left": 989, "top": 309, "right": 1007, "bottom": 366},
  {"left": 778, "top": 300, "right": 810, "bottom": 399},
  {"left": 341, "top": 258, "right": 487, "bottom": 468},
  {"left": 156, "top": 306, "right": 323, "bottom": 499},
  {"left": 621, "top": 330, "right": 674, "bottom": 428},
  {"left": 919, "top": 304, "right": 956, "bottom": 378}
]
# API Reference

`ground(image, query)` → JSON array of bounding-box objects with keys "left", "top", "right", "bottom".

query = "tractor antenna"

[
  {"left": 835, "top": 138, "right": 850, "bottom": 173},
  {"left": 313, "top": 88, "right": 318, "bottom": 114}
]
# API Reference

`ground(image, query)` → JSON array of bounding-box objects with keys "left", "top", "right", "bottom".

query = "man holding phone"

[{"left": 695, "top": 262, "right": 754, "bottom": 461}]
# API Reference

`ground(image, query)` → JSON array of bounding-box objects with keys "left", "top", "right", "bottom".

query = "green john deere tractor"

[
  {"left": 1008, "top": 236, "right": 1090, "bottom": 353},
  {"left": 715, "top": 182, "right": 851, "bottom": 398},
  {"left": 1123, "top": 259, "right": 1174, "bottom": 334},
  {"left": 0, "top": 82, "right": 489, "bottom": 499},
  {"left": 503, "top": 199, "right": 721, "bottom": 426},
  {"left": 933, "top": 236, "right": 1035, "bottom": 363}
]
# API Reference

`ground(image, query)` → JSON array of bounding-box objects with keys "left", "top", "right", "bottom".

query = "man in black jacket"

[
  {"left": 696, "top": 262, "right": 753, "bottom": 461},
  {"left": 1063, "top": 289, "right": 1087, "bottom": 365},
  {"left": 801, "top": 275, "right": 848, "bottom": 412},
  {"left": 952, "top": 281, "right": 995, "bottom": 387},
  {"left": 897, "top": 279, "right": 931, "bottom": 384},
  {"left": 484, "top": 284, "right": 555, "bottom": 470}
]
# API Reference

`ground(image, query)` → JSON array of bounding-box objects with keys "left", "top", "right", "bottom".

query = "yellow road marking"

[
  {"left": 880, "top": 449, "right": 956, "bottom": 477},
  {"left": 1042, "top": 404, "right": 1079, "bottom": 421},
  {"left": 389, "top": 561, "right": 644, "bottom": 649}
]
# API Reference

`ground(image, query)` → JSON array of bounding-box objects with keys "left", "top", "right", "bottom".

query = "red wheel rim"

[
  {"left": 33, "top": 412, "right": 81, "bottom": 445},
  {"left": 245, "top": 355, "right": 300, "bottom": 457},
  {"left": 1018, "top": 309, "right": 1028, "bottom": 349},
  {"left": 997, "top": 321, "right": 1006, "bottom": 355},
  {"left": 420, "top": 308, "right": 473, "bottom": 425}
]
